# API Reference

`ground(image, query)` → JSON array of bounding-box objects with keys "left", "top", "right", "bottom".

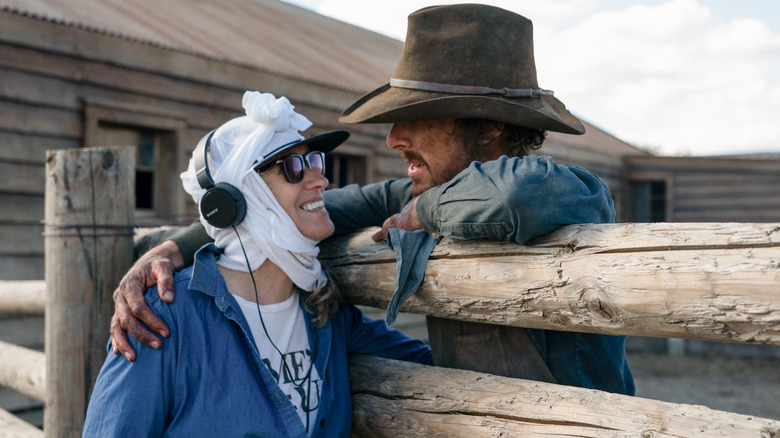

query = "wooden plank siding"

[
  {"left": 626, "top": 156, "right": 780, "bottom": 223},
  {"left": 0, "top": 10, "right": 392, "bottom": 280}
]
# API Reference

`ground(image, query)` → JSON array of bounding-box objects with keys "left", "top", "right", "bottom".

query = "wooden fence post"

[{"left": 44, "top": 147, "right": 134, "bottom": 437}]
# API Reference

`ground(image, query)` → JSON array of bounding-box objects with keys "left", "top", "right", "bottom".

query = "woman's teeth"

[{"left": 301, "top": 200, "right": 325, "bottom": 211}]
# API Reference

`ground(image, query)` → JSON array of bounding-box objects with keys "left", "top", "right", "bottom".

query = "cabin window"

[
  {"left": 630, "top": 180, "right": 667, "bottom": 222},
  {"left": 83, "top": 99, "right": 186, "bottom": 226},
  {"left": 93, "top": 122, "right": 177, "bottom": 224},
  {"left": 325, "top": 153, "right": 366, "bottom": 188},
  {"left": 135, "top": 129, "right": 157, "bottom": 210}
]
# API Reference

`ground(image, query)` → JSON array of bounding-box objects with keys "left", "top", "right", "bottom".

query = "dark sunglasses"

[{"left": 254, "top": 151, "right": 326, "bottom": 183}]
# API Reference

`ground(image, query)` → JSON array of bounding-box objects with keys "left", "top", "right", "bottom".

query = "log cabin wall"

[
  {"left": 0, "top": 6, "right": 397, "bottom": 280},
  {"left": 625, "top": 156, "right": 780, "bottom": 223}
]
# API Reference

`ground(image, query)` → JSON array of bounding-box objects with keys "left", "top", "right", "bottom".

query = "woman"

[{"left": 83, "top": 91, "right": 432, "bottom": 437}]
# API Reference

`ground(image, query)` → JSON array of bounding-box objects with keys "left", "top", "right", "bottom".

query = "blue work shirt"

[{"left": 84, "top": 244, "right": 432, "bottom": 437}]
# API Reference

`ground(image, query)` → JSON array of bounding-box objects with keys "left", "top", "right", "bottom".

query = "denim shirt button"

[{"left": 319, "top": 419, "right": 326, "bottom": 426}]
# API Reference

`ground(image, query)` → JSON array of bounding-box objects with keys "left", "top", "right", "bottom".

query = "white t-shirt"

[{"left": 233, "top": 293, "right": 321, "bottom": 431}]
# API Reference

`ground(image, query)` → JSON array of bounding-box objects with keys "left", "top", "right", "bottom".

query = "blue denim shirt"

[
  {"left": 84, "top": 244, "right": 432, "bottom": 437},
  {"left": 325, "top": 155, "right": 634, "bottom": 395}
]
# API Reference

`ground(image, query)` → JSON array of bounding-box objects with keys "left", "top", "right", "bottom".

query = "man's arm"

[
  {"left": 324, "top": 178, "right": 414, "bottom": 234},
  {"left": 111, "top": 222, "right": 208, "bottom": 360},
  {"left": 415, "top": 155, "right": 615, "bottom": 243}
]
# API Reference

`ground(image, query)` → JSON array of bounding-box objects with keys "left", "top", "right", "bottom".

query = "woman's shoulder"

[
  {"left": 142, "top": 266, "right": 198, "bottom": 312},
  {"left": 328, "top": 302, "right": 378, "bottom": 331}
]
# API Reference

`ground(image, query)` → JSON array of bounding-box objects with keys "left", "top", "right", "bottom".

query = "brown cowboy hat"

[{"left": 339, "top": 4, "right": 585, "bottom": 135}]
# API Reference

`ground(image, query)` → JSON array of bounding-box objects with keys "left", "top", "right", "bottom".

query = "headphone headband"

[
  {"left": 193, "top": 130, "right": 217, "bottom": 189},
  {"left": 191, "top": 129, "right": 247, "bottom": 229}
]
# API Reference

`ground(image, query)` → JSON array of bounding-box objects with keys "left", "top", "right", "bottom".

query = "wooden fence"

[
  {"left": 0, "top": 146, "right": 778, "bottom": 436},
  {"left": 320, "top": 225, "right": 780, "bottom": 437}
]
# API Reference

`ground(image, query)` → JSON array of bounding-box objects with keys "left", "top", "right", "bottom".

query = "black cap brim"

[{"left": 256, "top": 130, "right": 350, "bottom": 168}]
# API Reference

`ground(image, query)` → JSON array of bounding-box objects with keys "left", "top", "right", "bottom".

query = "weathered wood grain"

[
  {"left": 624, "top": 156, "right": 780, "bottom": 224},
  {"left": 321, "top": 224, "right": 780, "bottom": 344},
  {"left": 349, "top": 355, "right": 780, "bottom": 438},
  {"left": 44, "top": 147, "right": 134, "bottom": 437}
]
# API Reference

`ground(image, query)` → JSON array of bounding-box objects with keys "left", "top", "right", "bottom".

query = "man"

[{"left": 112, "top": 4, "right": 634, "bottom": 394}]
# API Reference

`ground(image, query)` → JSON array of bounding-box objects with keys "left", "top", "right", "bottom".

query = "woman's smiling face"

[{"left": 260, "top": 145, "right": 334, "bottom": 242}]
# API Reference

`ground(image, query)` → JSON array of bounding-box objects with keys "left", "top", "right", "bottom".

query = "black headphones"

[{"left": 193, "top": 130, "right": 247, "bottom": 229}]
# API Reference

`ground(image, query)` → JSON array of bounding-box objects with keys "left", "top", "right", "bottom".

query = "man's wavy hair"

[{"left": 457, "top": 118, "right": 546, "bottom": 158}]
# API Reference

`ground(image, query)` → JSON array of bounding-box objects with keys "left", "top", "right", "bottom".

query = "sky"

[{"left": 283, "top": 0, "right": 780, "bottom": 157}]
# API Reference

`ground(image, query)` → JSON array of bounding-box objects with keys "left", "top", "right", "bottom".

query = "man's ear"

[{"left": 478, "top": 122, "right": 505, "bottom": 146}]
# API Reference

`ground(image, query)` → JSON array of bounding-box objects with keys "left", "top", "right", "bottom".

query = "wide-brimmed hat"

[{"left": 339, "top": 4, "right": 585, "bottom": 135}]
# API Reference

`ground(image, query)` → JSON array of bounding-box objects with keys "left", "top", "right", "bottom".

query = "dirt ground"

[{"left": 627, "top": 352, "right": 780, "bottom": 420}]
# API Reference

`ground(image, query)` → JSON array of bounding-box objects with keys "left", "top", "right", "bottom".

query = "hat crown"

[{"left": 396, "top": 4, "right": 538, "bottom": 89}]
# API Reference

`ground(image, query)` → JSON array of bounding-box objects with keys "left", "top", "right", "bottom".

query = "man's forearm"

[
  {"left": 168, "top": 220, "right": 213, "bottom": 268},
  {"left": 324, "top": 179, "right": 414, "bottom": 235}
]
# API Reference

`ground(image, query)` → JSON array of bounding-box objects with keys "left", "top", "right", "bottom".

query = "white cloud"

[
  {"left": 538, "top": 0, "right": 780, "bottom": 155},
  {"left": 313, "top": 0, "right": 601, "bottom": 40}
]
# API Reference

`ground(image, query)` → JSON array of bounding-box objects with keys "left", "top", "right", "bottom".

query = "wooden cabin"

[{"left": 625, "top": 155, "right": 780, "bottom": 223}]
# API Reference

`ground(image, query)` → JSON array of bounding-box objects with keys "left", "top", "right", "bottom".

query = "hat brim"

[
  {"left": 257, "top": 130, "right": 350, "bottom": 168},
  {"left": 339, "top": 84, "right": 585, "bottom": 135}
]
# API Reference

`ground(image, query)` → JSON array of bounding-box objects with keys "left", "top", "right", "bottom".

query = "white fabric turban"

[{"left": 180, "top": 91, "right": 327, "bottom": 291}]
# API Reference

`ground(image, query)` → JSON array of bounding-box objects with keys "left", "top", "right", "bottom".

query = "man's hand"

[
  {"left": 110, "top": 240, "right": 184, "bottom": 361},
  {"left": 372, "top": 197, "right": 422, "bottom": 241}
]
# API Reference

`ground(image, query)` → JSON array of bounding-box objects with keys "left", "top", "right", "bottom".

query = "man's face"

[{"left": 386, "top": 120, "right": 481, "bottom": 197}]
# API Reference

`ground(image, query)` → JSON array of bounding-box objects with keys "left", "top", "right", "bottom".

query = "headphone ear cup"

[{"left": 199, "top": 182, "right": 247, "bottom": 229}]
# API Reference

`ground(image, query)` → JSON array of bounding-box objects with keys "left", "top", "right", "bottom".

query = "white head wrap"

[{"left": 181, "top": 91, "right": 327, "bottom": 291}]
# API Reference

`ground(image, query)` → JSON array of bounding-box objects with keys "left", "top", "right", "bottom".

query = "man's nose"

[{"left": 386, "top": 123, "right": 411, "bottom": 151}]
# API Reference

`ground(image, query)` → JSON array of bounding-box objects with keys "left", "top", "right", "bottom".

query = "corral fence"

[{"left": 0, "top": 147, "right": 778, "bottom": 437}]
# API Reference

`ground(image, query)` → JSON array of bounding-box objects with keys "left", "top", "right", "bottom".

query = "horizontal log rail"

[
  {"left": 349, "top": 355, "right": 780, "bottom": 438},
  {"left": 0, "top": 407, "right": 43, "bottom": 438},
  {"left": 320, "top": 222, "right": 780, "bottom": 345},
  {"left": 0, "top": 280, "right": 46, "bottom": 315},
  {"left": 0, "top": 228, "right": 161, "bottom": 316},
  {"left": 0, "top": 340, "right": 45, "bottom": 402}
]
